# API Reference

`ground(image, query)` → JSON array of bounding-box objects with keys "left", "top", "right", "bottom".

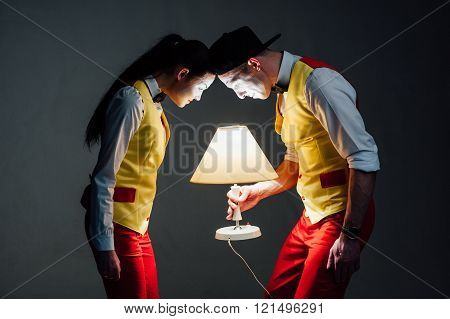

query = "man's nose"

[
  {"left": 236, "top": 91, "right": 246, "bottom": 99},
  {"left": 194, "top": 92, "right": 203, "bottom": 101}
]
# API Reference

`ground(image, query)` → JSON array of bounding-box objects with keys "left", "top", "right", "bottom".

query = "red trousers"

[
  {"left": 85, "top": 217, "right": 159, "bottom": 298},
  {"left": 266, "top": 201, "right": 375, "bottom": 298}
]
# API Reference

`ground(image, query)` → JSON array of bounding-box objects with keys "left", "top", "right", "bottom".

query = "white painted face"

[
  {"left": 218, "top": 65, "right": 271, "bottom": 100},
  {"left": 182, "top": 74, "right": 216, "bottom": 107},
  {"left": 167, "top": 73, "right": 216, "bottom": 108}
]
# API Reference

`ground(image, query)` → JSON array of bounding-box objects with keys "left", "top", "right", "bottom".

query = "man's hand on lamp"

[{"left": 226, "top": 185, "right": 262, "bottom": 220}]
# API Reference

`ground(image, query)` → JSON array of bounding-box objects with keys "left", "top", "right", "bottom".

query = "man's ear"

[
  {"left": 247, "top": 58, "right": 261, "bottom": 71},
  {"left": 177, "top": 67, "right": 189, "bottom": 80}
]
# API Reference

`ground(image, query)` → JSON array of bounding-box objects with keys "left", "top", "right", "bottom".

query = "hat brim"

[
  {"left": 211, "top": 32, "right": 282, "bottom": 75},
  {"left": 262, "top": 33, "right": 281, "bottom": 49},
  {"left": 248, "top": 33, "right": 281, "bottom": 58}
]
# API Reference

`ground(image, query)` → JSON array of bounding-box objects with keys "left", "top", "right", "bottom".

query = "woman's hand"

[
  {"left": 96, "top": 250, "right": 121, "bottom": 281},
  {"left": 226, "top": 185, "right": 262, "bottom": 220}
]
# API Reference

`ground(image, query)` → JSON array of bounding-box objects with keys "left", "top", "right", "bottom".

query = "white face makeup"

[
  {"left": 169, "top": 73, "right": 216, "bottom": 108},
  {"left": 185, "top": 75, "right": 216, "bottom": 106},
  {"left": 218, "top": 68, "right": 269, "bottom": 100}
]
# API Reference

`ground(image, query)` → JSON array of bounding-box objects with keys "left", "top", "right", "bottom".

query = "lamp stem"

[{"left": 230, "top": 184, "right": 243, "bottom": 224}]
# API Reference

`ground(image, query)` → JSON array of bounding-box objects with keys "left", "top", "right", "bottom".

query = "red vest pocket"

[
  {"left": 320, "top": 169, "right": 347, "bottom": 188},
  {"left": 113, "top": 187, "right": 136, "bottom": 203}
]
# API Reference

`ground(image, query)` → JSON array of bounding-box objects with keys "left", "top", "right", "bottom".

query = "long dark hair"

[{"left": 84, "top": 34, "right": 210, "bottom": 149}]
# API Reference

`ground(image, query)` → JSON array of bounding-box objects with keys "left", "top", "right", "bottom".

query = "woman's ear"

[
  {"left": 247, "top": 58, "right": 261, "bottom": 71},
  {"left": 177, "top": 67, "right": 190, "bottom": 80}
]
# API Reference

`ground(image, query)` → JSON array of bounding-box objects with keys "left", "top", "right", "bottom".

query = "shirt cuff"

[
  {"left": 91, "top": 234, "right": 115, "bottom": 251},
  {"left": 284, "top": 154, "right": 299, "bottom": 163},
  {"left": 347, "top": 150, "right": 380, "bottom": 172},
  {"left": 284, "top": 143, "right": 299, "bottom": 163}
]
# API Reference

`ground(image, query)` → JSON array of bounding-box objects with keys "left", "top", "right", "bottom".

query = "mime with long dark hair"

[{"left": 82, "top": 34, "right": 214, "bottom": 298}]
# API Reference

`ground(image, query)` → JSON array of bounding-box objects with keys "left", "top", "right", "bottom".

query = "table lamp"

[{"left": 190, "top": 125, "right": 278, "bottom": 241}]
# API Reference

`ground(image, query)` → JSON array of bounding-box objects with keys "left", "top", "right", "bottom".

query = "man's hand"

[
  {"left": 326, "top": 233, "right": 361, "bottom": 283},
  {"left": 226, "top": 185, "right": 262, "bottom": 220},
  {"left": 96, "top": 250, "right": 121, "bottom": 281}
]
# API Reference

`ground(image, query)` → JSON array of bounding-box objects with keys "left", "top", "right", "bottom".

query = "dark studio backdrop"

[{"left": 0, "top": 0, "right": 449, "bottom": 298}]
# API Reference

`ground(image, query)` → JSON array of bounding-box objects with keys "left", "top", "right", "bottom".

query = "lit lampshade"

[
  {"left": 191, "top": 125, "right": 278, "bottom": 241},
  {"left": 191, "top": 125, "right": 278, "bottom": 184}
]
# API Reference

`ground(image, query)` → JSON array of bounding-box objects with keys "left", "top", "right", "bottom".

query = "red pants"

[
  {"left": 85, "top": 216, "right": 159, "bottom": 298},
  {"left": 266, "top": 201, "right": 375, "bottom": 298}
]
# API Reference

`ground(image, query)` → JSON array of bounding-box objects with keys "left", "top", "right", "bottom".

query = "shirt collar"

[
  {"left": 144, "top": 75, "right": 166, "bottom": 103},
  {"left": 273, "top": 51, "right": 301, "bottom": 93}
]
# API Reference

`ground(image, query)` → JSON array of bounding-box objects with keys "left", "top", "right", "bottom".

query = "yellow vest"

[
  {"left": 275, "top": 60, "right": 348, "bottom": 223},
  {"left": 113, "top": 80, "right": 170, "bottom": 234}
]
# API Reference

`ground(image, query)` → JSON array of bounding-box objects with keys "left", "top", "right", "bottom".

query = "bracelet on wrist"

[{"left": 341, "top": 226, "right": 361, "bottom": 240}]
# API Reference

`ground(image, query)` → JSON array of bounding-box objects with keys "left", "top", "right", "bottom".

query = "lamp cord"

[{"left": 227, "top": 239, "right": 272, "bottom": 298}]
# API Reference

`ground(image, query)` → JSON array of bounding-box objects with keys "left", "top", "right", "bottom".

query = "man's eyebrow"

[
  {"left": 222, "top": 75, "right": 234, "bottom": 87},
  {"left": 221, "top": 78, "right": 230, "bottom": 86}
]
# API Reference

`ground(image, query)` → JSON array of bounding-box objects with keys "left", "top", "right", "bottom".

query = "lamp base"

[{"left": 215, "top": 225, "right": 262, "bottom": 241}]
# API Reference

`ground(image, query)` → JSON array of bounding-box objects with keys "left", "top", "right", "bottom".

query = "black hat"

[{"left": 209, "top": 26, "right": 281, "bottom": 75}]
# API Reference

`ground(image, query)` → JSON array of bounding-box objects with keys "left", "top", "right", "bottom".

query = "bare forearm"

[
  {"left": 343, "top": 168, "right": 376, "bottom": 229},
  {"left": 254, "top": 160, "right": 299, "bottom": 200}
]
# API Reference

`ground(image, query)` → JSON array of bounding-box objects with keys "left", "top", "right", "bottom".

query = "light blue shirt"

[
  {"left": 277, "top": 51, "right": 380, "bottom": 173},
  {"left": 89, "top": 77, "right": 162, "bottom": 251}
]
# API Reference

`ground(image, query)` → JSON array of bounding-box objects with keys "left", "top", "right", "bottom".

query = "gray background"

[{"left": 0, "top": 0, "right": 449, "bottom": 298}]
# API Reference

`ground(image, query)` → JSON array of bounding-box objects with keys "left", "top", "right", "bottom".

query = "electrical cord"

[{"left": 227, "top": 239, "right": 272, "bottom": 298}]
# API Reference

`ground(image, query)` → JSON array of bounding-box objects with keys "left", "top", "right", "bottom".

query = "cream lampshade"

[{"left": 191, "top": 125, "right": 278, "bottom": 241}]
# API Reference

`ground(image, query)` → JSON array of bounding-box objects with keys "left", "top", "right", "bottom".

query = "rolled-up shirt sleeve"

[
  {"left": 305, "top": 68, "right": 380, "bottom": 172},
  {"left": 89, "top": 86, "right": 144, "bottom": 251},
  {"left": 284, "top": 142, "right": 299, "bottom": 163}
]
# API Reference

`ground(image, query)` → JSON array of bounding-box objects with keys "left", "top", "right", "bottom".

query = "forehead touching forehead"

[
  {"left": 191, "top": 72, "right": 215, "bottom": 86},
  {"left": 201, "top": 73, "right": 216, "bottom": 88}
]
